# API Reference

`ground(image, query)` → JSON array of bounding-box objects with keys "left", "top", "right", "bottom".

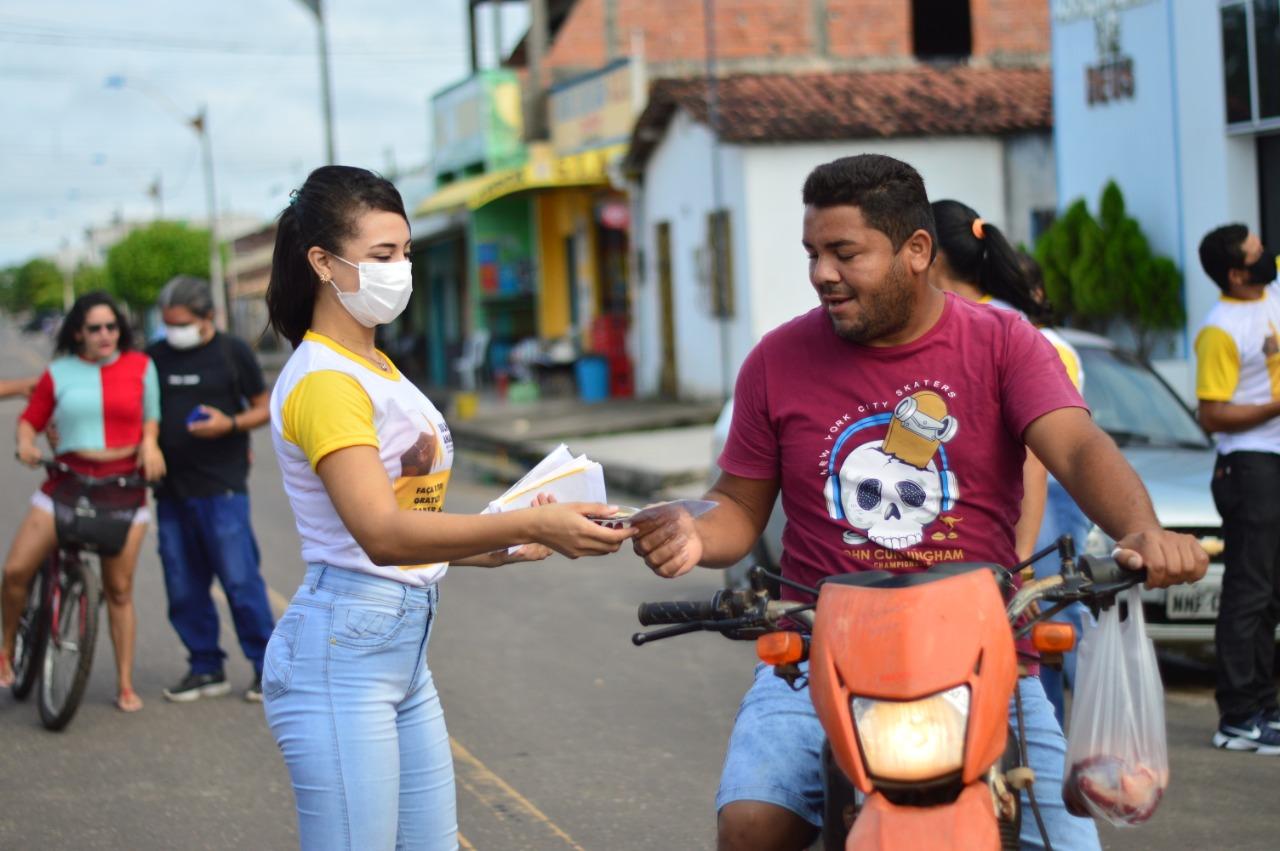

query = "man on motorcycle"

[{"left": 632, "top": 154, "right": 1208, "bottom": 851}]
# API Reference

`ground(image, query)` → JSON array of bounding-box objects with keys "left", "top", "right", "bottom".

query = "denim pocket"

[
  {"left": 262, "top": 611, "right": 305, "bottom": 700},
  {"left": 331, "top": 602, "right": 409, "bottom": 649}
]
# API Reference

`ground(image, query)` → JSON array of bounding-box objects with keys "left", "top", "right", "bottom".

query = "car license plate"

[{"left": 1166, "top": 584, "right": 1220, "bottom": 620}]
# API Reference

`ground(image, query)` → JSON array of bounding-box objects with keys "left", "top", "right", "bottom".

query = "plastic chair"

[{"left": 453, "top": 329, "right": 490, "bottom": 392}]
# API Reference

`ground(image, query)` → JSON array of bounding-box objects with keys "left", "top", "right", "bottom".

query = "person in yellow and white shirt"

[
  {"left": 261, "top": 165, "right": 634, "bottom": 851},
  {"left": 928, "top": 199, "right": 1091, "bottom": 728},
  {"left": 1195, "top": 224, "right": 1280, "bottom": 754}
]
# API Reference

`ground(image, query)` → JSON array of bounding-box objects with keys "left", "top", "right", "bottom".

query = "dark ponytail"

[
  {"left": 266, "top": 165, "right": 409, "bottom": 347},
  {"left": 931, "top": 199, "right": 1051, "bottom": 325}
]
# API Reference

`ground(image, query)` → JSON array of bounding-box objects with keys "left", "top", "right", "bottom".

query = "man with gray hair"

[{"left": 146, "top": 276, "right": 275, "bottom": 702}]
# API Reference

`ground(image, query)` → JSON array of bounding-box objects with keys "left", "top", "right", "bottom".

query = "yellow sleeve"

[
  {"left": 281, "top": 370, "right": 379, "bottom": 469},
  {"left": 1051, "top": 340, "right": 1082, "bottom": 391},
  {"left": 1195, "top": 325, "right": 1241, "bottom": 402}
]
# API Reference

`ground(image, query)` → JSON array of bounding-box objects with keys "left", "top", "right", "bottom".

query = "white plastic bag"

[{"left": 1061, "top": 586, "right": 1169, "bottom": 826}]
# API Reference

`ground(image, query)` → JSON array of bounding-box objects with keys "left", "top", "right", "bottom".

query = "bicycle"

[{"left": 10, "top": 457, "right": 147, "bottom": 730}]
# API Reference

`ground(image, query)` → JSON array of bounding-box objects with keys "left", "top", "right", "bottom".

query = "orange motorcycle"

[{"left": 633, "top": 539, "right": 1146, "bottom": 850}]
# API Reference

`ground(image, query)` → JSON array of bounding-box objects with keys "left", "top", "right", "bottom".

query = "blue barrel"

[{"left": 575, "top": 355, "right": 609, "bottom": 403}]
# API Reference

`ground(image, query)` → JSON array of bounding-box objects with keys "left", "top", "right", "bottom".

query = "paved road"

[{"left": 0, "top": 321, "right": 1276, "bottom": 849}]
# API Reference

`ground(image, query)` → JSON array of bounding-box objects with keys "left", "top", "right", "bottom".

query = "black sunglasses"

[{"left": 84, "top": 322, "right": 119, "bottom": 334}]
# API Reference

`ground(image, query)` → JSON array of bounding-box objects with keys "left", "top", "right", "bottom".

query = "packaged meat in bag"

[{"left": 1061, "top": 586, "right": 1170, "bottom": 827}]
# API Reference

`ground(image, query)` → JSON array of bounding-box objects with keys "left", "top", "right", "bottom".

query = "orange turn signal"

[
  {"left": 1031, "top": 622, "right": 1076, "bottom": 654},
  {"left": 756, "top": 632, "right": 806, "bottom": 666}
]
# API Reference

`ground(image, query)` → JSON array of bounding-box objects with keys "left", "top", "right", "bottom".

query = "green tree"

[
  {"left": 106, "top": 221, "right": 209, "bottom": 309},
  {"left": 5, "top": 258, "right": 66, "bottom": 312},
  {"left": 72, "top": 263, "right": 108, "bottom": 296},
  {"left": 1034, "top": 181, "right": 1184, "bottom": 358}
]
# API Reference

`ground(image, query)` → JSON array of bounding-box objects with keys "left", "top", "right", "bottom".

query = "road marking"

[
  {"left": 457, "top": 832, "right": 477, "bottom": 850},
  {"left": 451, "top": 738, "right": 587, "bottom": 851}
]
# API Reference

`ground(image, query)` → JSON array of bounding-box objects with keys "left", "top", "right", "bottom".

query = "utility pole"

[
  {"left": 297, "top": 0, "right": 337, "bottom": 164},
  {"left": 193, "top": 107, "right": 229, "bottom": 331},
  {"left": 525, "top": 0, "right": 548, "bottom": 140}
]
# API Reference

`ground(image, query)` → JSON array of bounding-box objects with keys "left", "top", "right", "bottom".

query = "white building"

[
  {"left": 625, "top": 68, "right": 1056, "bottom": 400},
  {"left": 1051, "top": 0, "right": 1276, "bottom": 397}
]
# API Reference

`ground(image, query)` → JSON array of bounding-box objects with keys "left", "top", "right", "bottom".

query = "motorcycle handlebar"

[
  {"left": 1078, "top": 555, "right": 1148, "bottom": 589},
  {"left": 636, "top": 600, "right": 719, "bottom": 626}
]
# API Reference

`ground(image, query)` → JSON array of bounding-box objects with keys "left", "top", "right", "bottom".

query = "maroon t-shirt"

[{"left": 720, "top": 293, "right": 1086, "bottom": 597}]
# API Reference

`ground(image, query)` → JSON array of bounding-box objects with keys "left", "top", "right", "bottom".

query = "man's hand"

[
  {"left": 1113, "top": 529, "right": 1209, "bottom": 589},
  {"left": 188, "top": 405, "right": 235, "bottom": 439},
  {"left": 633, "top": 508, "right": 704, "bottom": 579}
]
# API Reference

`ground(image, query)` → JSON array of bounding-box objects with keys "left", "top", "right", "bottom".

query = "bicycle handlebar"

[{"left": 20, "top": 455, "right": 148, "bottom": 489}]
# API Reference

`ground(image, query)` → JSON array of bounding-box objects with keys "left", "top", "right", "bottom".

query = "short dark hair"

[
  {"left": 802, "top": 154, "right": 937, "bottom": 257},
  {"left": 266, "top": 165, "right": 408, "bottom": 346},
  {"left": 157, "top": 275, "right": 214, "bottom": 317},
  {"left": 55, "top": 290, "right": 135, "bottom": 356},
  {"left": 1198, "top": 223, "right": 1249, "bottom": 293}
]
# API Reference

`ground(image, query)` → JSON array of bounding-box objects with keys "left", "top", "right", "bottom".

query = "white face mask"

[
  {"left": 329, "top": 254, "right": 413, "bottom": 327},
  {"left": 165, "top": 323, "right": 204, "bottom": 350}
]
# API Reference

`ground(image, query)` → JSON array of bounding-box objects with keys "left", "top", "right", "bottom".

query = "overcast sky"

[{"left": 0, "top": 0, "right": 527, "bottom": 268}]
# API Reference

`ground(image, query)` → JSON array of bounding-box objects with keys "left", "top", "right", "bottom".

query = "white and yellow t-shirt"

[
  {"left": 1195, "top": 285, "right": 1280, "bottom": 455},
  {"left": 270, "top": 330, "right": 454, "bottom": 586},
  {"left": 981, "top": 296, "right": 1084, "bottom": 391}
]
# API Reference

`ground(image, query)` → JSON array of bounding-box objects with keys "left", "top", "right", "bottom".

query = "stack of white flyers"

[{"left": 482, "top": 444, "right": 608, "bottom": 551}]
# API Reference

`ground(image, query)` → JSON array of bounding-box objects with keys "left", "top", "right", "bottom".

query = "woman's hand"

[
  {"left": 529, "top": 501, "right": 635, "bottom": 558},
  {"left": 16, "top": 440, "right": 41, "bottom": 467},
  {"left": 139, "top": 440, "right": 166, "bottom": 481}
]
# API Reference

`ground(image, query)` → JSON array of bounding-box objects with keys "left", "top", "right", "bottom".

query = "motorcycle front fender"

[{"left": 846, "top": 783, "right": 999, "bottom": 851}]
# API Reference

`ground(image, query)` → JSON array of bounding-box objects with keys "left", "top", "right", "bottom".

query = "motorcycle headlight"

[{"left": 851, "top": 685, "right": 970, "bottom": 782}]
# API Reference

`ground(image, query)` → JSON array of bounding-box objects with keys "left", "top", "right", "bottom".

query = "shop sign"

[
  {"left": 432, "top": 70, "right": 524, "bottom": 178},
  {"left": 549, "top": 59, "right": 640, "bottom": 156},
  {"left": 1053, "top": 0, "right": 1153, "bottom": 107}
]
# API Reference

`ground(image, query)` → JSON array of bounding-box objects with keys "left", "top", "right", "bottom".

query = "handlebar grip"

[
  {"left": 1079, "top": 555, "right": 1147, "bottom": 587},
  {"left": 637, "top": 600, "right": 717, "bottom": 626}
]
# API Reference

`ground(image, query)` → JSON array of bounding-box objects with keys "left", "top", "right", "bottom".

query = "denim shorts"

[{"left": 717, "top": 663, "right": 1101, "bottom": 851}]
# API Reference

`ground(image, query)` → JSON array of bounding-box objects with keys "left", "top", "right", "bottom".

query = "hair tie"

[
  {"left": 288, "top": 189, "right": 300, "bottom": 207},
  {"left": 971, "top": 217, "right": 985, "bottom": 240}
]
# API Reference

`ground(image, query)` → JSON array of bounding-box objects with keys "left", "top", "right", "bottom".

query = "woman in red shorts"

[{"left": 1, "top": 291, "right": 165, "bottom": 711}]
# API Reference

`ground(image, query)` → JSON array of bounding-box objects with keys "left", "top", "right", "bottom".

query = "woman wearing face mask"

[
  {"left": 262, "top": 165, "right": 634, "bottom": 850},
  {"left": 1, "top": 291, "right": 165, "bottom": 711},
  {"left": 929, "top": 200, "right": 1090, "bottom": 727}
]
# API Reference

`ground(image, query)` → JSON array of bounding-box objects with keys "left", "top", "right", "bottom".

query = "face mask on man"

[
  {"left": 165, "top": 322, "right": 204, "bottom": 350},
  {"left": 1244, "top": 248, "right": 1278, "bottom": 285},
  {"left": 329, "top": 254, "right": 413, "bottom": 327}
]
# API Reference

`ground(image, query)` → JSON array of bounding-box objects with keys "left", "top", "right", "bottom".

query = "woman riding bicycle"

[{"left": 1, "top": 291, "right": 165, "bottom": 712}]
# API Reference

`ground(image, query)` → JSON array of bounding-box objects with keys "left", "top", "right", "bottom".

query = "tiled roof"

[{"left": 627, "top": 66, "right": 1052, "bottom": 168}]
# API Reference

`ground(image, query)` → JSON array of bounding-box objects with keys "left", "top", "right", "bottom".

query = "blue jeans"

[
  {"left": 263, "top": 564, "right": 456, "bottom": 851},
  {"left": 718, "top": 664, "right": 1101, "bottom": 851},
  {"left": 1033, "top": 478, "right": 1094, "bottom": 727},
  {"left": 156, "top": 492, "right": 275, "bottom": 675}
]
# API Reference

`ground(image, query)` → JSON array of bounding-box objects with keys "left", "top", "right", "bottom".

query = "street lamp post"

[{"left": 106, "top": 77, "right": 229, "bottom": 330}]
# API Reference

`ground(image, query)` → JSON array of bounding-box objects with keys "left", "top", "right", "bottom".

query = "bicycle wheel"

[
  {"left": 38, "top": 553, "right": 100, "bottom": 731},
  {"left": 11, "top": 566, "right": 48, "bottom": 700}
]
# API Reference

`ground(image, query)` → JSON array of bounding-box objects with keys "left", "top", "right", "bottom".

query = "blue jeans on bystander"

[
  {"left": 156, "top": 492, "right": 276, "bottom": 676},
  {"left": 1033, "top": 477, "right": 1094, "bottom": 728}
]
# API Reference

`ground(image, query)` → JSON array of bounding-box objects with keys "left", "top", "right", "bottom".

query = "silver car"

[{"left": 714, "top": 328, "right": 1257, "bottom": 647}]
